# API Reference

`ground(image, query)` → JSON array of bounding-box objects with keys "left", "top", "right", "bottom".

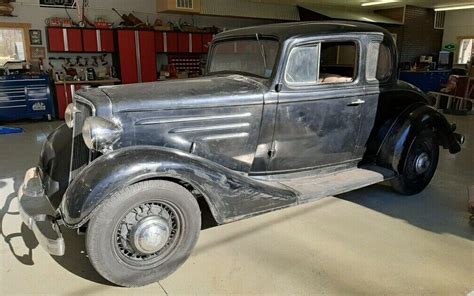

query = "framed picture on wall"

[
  {"left": 29, "top": 29, "right": 42, "bottom": 45},
  {"left": 31, "top": 47, "right": 46, "bottom": 59}
]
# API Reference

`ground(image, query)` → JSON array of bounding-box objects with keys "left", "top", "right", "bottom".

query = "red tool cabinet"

[
  {"left": 178, "top": 33, "right": 190, "bottom": 53},
  {"left": 48, "top": 27, "right": 114, "bottom": 53},
  {"left": 117, "top": 30, "right": 157, "bottom": 84},
  {"left": 166, "top": 32, "right": 179, "bottom": 53},
  {"left": 55, "top": 83, "right": 83, "bottom": 119},
  {"left": 191, "top": 34, "right": 203, "bottom": 53},
  {"left": 202, "top": 33, "right": 214, "bottom": 53},
  {"left": 82, "top": 29, "right": 115, "bottom": 53},
  {"left": 155, "top": 32, "right": 214, "bottom": 54},
  {"left": 47, "top": 28, "right": 66, "bottom": 52},
  {"left": 82, "top": 29, "right": 98, "bottom": 52},
  {"left": 47, "top": 27, "right": 83, "bottom": 52},
  {"left": 100, "top": 30, "right": 115, "bottom": 52},
  {"left": 67, "top": 29, "right": 83, "bottom": 52}
]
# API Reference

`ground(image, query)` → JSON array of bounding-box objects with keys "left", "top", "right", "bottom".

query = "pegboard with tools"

[{"left": 168, "top": 55, "right": 202, "bottom": 77}]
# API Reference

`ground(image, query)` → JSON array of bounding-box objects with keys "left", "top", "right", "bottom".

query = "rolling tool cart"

[{"left": 0, "top": 75, "right": 55, "bottom": 121}]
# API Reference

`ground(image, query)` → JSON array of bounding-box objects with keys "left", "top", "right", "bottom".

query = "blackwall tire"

[
  {"left": 85, "top": 180, "right": 201, "bottom": 287},
  {"left": 390, "top": 129, "right": 439, "bottom": 195}
]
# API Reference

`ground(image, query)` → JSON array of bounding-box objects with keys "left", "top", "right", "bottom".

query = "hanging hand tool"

[
  {"left": 91, "top": 56, "right": 99, "bottom": 67},
  {"left": 100, "top": 54, "right": 108, "bottom": 66},
  {"left": 65, "top": 57, "right": 74, "bottom": 67},
  {"left": 112, "top": 8, "right": 134, "bottom": 27},
  {"left": 76, "top": 56, "right": 84, "bottom": 67}
]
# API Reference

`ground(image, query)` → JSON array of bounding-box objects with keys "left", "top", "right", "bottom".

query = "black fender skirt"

[{"left": 60, "top": 146, "right": 298, "bottom": 228}]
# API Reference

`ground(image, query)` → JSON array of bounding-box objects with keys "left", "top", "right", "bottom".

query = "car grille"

[{"left": 69, "top": 99, "right": 93, "bottom": 181}]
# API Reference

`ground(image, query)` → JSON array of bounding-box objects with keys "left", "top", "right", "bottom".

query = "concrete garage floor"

[{"left": 0, "top": 115, "right": 473, "bottom": 295}]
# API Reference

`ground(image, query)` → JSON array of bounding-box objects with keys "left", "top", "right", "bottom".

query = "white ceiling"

[{"left": 251, "top": 0, "right": 474, "bottom": 10}]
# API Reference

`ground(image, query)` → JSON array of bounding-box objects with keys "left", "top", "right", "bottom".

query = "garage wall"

[
  {"left": 384, "top": 6, "right": 443, "bottom": 64},
  {"left": 442, "top": 9, "right": 474, "bottom": 62},
  {"left": 0, "top": 0, "right": 275, "bottom": 62}
]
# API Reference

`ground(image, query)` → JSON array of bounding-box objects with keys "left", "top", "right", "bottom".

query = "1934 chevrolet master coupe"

[{"left": 18, "top": 21, "right": 464, "bottom": 286}]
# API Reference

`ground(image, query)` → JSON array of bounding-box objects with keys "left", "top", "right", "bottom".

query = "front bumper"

[{"left": 17, "top": 167, "right": 65, "bottom": 256}]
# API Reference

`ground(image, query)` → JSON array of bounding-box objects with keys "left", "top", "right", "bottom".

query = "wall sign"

[
  {"left": 29, "top": 29, "right": 42, "bottom": 45},
  {"left": 39, "top": 0, "right": 76, "bottom": 8},
  {"left": 31, "top": 47, "right": 46, "bottom": 59},
  {"left": 443, "top": 43, "right": 456, "bottom": 52}
]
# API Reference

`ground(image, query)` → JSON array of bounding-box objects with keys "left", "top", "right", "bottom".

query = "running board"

[{"left": 279, "top": 166, "right": 395, "bottom": 203}]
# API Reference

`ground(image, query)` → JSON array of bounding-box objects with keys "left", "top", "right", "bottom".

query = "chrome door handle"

[{"left": 347, "top": 99, "right": 365, "bottom": 106}]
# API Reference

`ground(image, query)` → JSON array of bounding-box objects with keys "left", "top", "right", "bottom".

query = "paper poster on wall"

[{"left": 39, "top": 0, "right": 76, "bottom": 8}]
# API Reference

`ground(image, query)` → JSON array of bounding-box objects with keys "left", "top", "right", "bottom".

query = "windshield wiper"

[{"left": 256, "top": 33, "right": 267, "bottom": 70}]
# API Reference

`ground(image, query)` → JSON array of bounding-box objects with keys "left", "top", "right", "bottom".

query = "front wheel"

[
  {"left": 390, "top": 129, "right": 439, "bottom": 195},
  {"left": 86, "top": 180, "right": 201, "bottom": 287}
]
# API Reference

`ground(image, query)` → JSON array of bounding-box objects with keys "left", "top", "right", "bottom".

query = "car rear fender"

[
  {"left": 60, "top": 146, "right": 297, "bottom": 228},
  {"left": 377, "top": 104, "right": 462, "bottom": 173}
]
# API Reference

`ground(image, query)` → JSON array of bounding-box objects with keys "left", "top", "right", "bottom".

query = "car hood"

[{"left": 77, "top": 75, "right": 266, "bottom": 113}]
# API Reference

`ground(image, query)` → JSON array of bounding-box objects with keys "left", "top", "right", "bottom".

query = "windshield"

[{"left": 208, "top": 38, "right": 279, "bottom": 78}]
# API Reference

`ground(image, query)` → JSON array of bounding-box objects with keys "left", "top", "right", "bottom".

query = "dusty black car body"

[{"left": 19, "top": 21, "right": 463, "bottom": 286}]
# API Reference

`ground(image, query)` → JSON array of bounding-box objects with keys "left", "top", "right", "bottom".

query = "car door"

[{"left": 267, "top": 38, "right": 365, "bottom": 173}]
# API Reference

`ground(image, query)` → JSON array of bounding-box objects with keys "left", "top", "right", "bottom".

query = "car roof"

[{"left": 215, "top": 21, "right": 389, "bottom": 41}]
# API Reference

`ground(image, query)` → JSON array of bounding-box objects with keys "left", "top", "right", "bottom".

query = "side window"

[
  {"left": 284, "top": 40, "right": 358, "bottom": 86},
  {"left": 376, "top": 44, "right": 392, "bottom": 81},
  {"left": 319, "top": 41, "right": 357, "bottom": 84},
  {"left": 285, "top": 45, "right": 319, "bottom": 85}
]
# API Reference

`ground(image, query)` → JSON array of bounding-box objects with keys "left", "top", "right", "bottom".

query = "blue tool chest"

[{"left": 0, "top": 75, "right": 54, "bottom": 121}]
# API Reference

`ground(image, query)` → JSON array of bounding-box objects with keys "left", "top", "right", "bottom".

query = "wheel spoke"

[{"left": 114, "top": 200, "right": 182, "bottom": 264}]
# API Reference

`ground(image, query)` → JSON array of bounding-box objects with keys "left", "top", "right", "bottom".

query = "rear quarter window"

[{"left": 376, "top": 44, "right": 393, "bottom": 81}]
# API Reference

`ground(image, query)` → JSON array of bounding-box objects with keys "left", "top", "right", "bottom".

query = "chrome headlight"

[
  {"left": 64, "top": 103, "right": 76, "bottom": 128},
  {"left": 82, "top": 117, "right": 122, "bottom": 153}
]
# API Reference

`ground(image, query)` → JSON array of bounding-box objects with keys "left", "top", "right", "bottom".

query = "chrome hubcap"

[
  {"left": 130, "top": 216, "right": 170, "bottom": 254},
  {"left": 115, "top": 201, "right": 181, "bottom": 263},
  {"left": 415, "top": 152, "right": 431, "bottom": 174}
]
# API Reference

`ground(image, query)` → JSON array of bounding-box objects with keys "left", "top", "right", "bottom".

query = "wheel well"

[{"left": 144, "top": 176, "right": 218, "bottom": 230}]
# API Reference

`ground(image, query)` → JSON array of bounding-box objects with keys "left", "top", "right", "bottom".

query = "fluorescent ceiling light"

[
  {"left": 434, "top": 5, "right": 474, "bottom": 11},
  {"left": 361, "top": 1, "right": 400, "bottom": 6}
]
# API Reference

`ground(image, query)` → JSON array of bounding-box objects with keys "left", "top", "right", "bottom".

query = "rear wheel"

[
  {"left": 86, "top": 180, "right": 201, "bottom": 287},
  {"left": 390, "top": 129, "right": 439, "bottom": 195}
]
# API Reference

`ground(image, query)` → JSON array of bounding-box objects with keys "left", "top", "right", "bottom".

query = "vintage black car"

[{"left": 18, "top": 21, "right": 463, "bottom": 287}]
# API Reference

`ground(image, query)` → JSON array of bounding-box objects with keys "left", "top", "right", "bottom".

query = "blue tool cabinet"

[
  {"left": 399, "top": 70, "right": 451, "bottom": 93},
  {"left": 0, "top": 75, "right": 54, "bottom": 121}
]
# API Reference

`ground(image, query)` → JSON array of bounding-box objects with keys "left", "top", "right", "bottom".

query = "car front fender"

[
  {"left": 377, "top": 104, "right": 462, "bottom": 173},
  {"left": 60, "top": 146, "right": 297, "bottom": 228}
]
